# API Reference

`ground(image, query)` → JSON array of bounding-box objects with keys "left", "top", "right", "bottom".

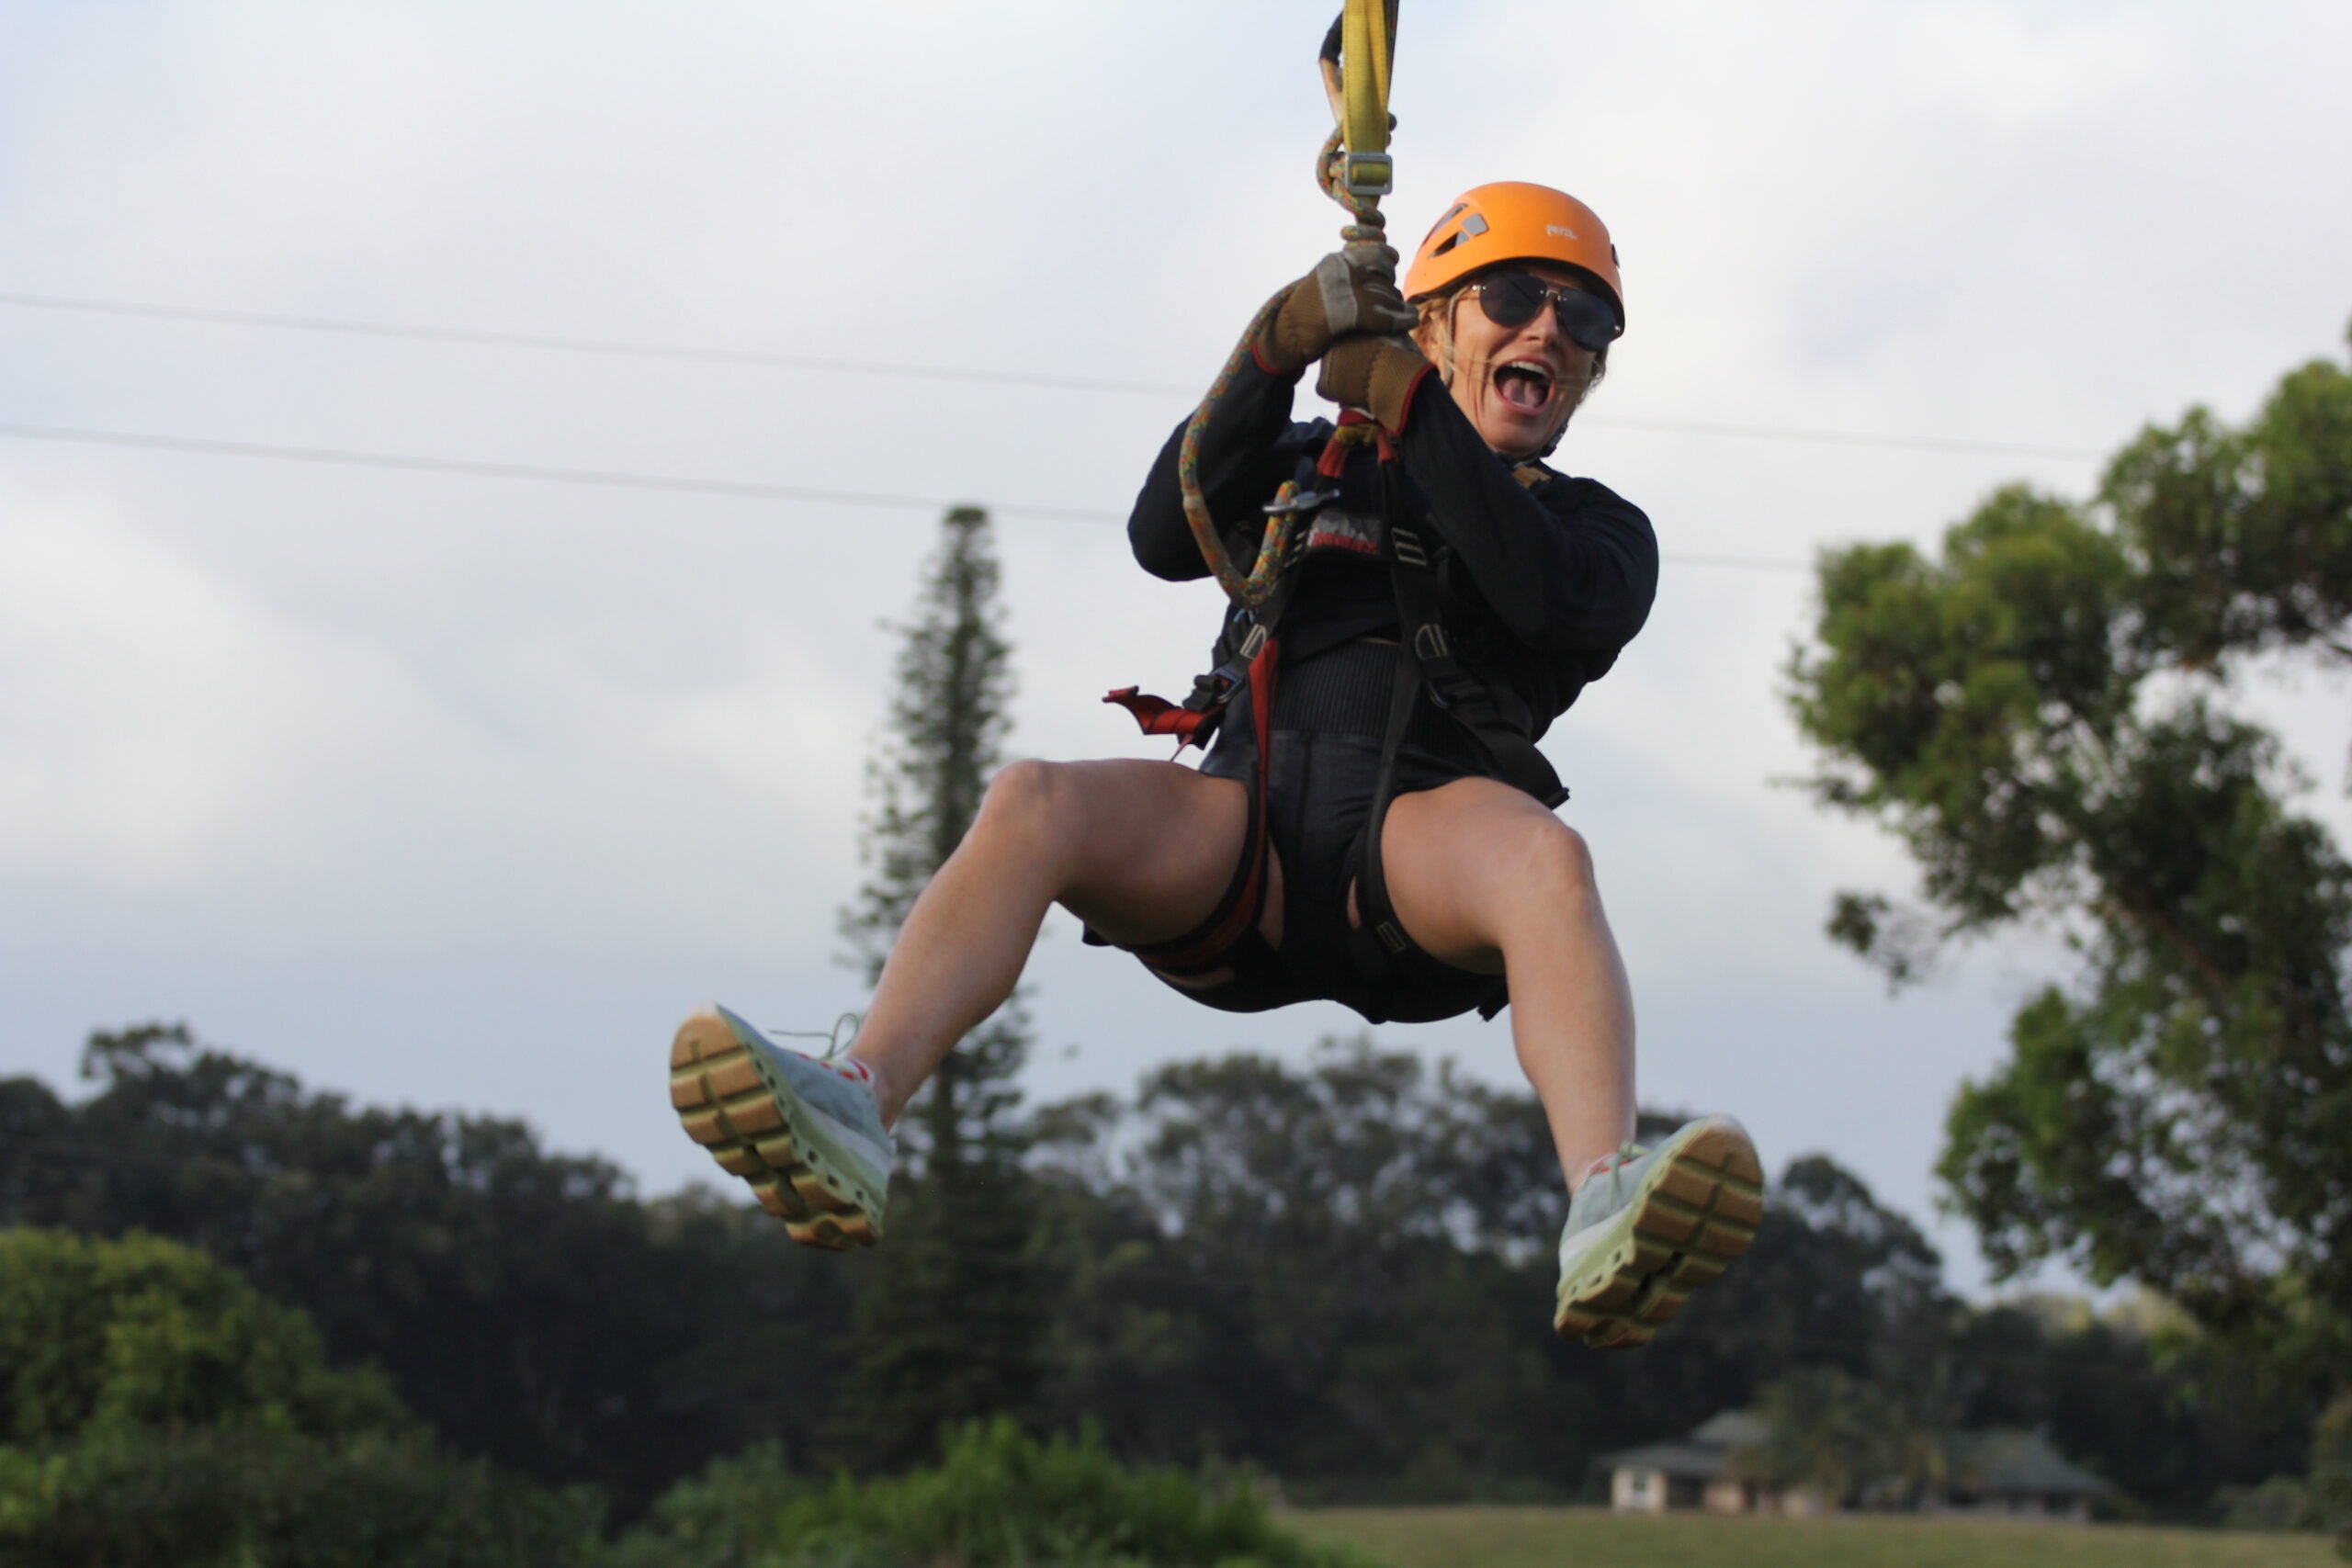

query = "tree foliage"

[
  {"left": 5, "top": 1027, "right": 2316, "bottom": 1520},
  {"left": 0, "top": 1024, "right": 857, "bottom": 1517},
  {"left": 1787, "top": 325, "right": 2352, "bottom": 1377},
  {"left": 0, "top": 1229, "right": 599, "bottom": 1568},
  {"left": 0, "top": 1427, "right": 602, "bottom": 1568},
  {"left": 2314, "top": 1391, "right": 2352, "bottom": 1552},
  {"left": 0, "top": 1228, "right": 408, "bottom": 1448},
  {"left": 613, "top": 1418, "right": 1375, "bottom": 1568},
  {"left": 1733, "top": 1367, "right": 1938, "bottom": 1506},
  {"left": 1951, "top": 1294, "right": 2312, "bottom": 1511},
  {"left": 830, "top": 505, "right": 1046, "bottom": 1472}
]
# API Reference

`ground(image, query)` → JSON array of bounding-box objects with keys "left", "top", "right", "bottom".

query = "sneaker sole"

[
  {"left": 1554, "top": 1117, "right": 1764, "bottom": 1349},
  {"left": 668, "top": 1011, "right": 883, "bottom": 1251}
]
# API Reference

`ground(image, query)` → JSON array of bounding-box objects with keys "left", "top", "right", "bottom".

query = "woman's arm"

[
  {"left": 1127, "top": 356, "right": 1323, "bottom": 581},
  {"left": 1396, "top": 385, "right": 1659, "bottom": 652}
]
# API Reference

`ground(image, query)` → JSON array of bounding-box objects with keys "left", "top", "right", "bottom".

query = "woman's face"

[{"left": 1418, "top": 263, "right": 1600, "bottom": 459}]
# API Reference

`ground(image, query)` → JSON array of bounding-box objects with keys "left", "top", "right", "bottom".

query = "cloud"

[{"left": 0, "top": 499, "right": 419, "bottom": 887}]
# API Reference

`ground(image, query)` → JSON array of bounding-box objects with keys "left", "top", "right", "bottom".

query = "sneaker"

[
  {"left": 668, "top": 1004, "right": 893, "bottom": 1250},
  {"left": 1554, "top": 1115, "right": 1764, "bottom": 1348}
]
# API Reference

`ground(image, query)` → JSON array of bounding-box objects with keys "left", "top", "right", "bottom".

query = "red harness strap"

[
  {"left": 1100, "top": 686, "right": 1209, "bottom": 742},
  {"left": 1102, "top": 633, "right": 1280, "bottom": 975},
  {"left": 1093, "top": 417, "right": 1385, "bottom": 974}
]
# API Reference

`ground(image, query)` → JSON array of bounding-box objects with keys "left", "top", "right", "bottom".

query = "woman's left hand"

[{"left": 1256, "top": 244, "right": 1417, "bottom": 374}]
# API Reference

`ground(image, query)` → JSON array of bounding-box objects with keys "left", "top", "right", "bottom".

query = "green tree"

[
  {"left": 0, "top": 1228, "right": 408, "bottom": 1446},
  {"left": 1732, "top": 1367, "right": 1936, "bottom": 1507},
  {"left": 1786, "top": 326, "right": 2352, "bottom": 1380},
  {"left": 2313, "top": 1391, "right": 2352, "bottom": 1554},
  {"left": 1951, "top": 1294, "right": 2315, "bottom": 1516},
  {"left": 0, "top": 1027, "right": 860, "bottom": 1516},
  {"left": 831, "top": 505, "right": 1046, "bottom": 1472},
  {"left": 613, "top": 1419, "right": 1376, "bottom": 1568},
  {"left": 0, "top": 1228, "right": 599, "bottom": 1568},
  {"left": 1025, "top": 1039, "right": 1970, "bottom": 1497}
]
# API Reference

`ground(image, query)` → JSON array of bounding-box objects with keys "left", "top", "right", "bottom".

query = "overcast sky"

[{"left": 5, "top": 1, "right": 2348, "bottom": 1297}]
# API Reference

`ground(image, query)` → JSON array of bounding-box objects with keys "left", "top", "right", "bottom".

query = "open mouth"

[{"left": 1493, "top": 359, "right": 1554, "bottom": 412}]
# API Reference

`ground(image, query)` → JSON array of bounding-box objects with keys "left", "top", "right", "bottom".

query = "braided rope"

[{"left": 1177, "top": 80, "right": 1394, "bottom": 608}]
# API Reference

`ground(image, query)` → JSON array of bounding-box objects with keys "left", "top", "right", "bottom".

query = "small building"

[
  {"left": 1597, "top": 1411, "right": 1830, "bottom": 1517},
  {"left": 1596, "top": 1409, "right": 2106, "bottom": 1520},
  {"left": 1929, "top": 1427, "right": 2109, "bottom": 1522}
]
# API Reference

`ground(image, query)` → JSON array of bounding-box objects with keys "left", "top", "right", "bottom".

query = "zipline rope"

[{"left": 1176, "top": 2, "right": 1400, "bottom": 610}]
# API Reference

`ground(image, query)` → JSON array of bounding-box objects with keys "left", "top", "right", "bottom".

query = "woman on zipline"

[{"left": 671, "top": 182, "right": 1762, "bottom": 1348}]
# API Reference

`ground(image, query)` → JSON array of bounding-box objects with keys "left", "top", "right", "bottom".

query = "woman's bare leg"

[
  {"left": 1369, "top": 776, "right": 1634, "bottom": 1195},
  {"left": 849, "top": 758, "right": 1281, "bottom": 1125}
]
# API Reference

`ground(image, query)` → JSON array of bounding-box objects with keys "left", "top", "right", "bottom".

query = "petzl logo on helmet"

[{"left": 1545, "top": 224, "right": 1578, "bottom": 238}]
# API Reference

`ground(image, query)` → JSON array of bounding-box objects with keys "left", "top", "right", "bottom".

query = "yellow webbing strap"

[
  {"left": 1319, "top": 1, "right": 1399, "bottom": 198},
  {"left": 1340, "top": 0, "right": 1396, "bottom": 196},
  {"left": 1182, "top": 4, "right": 1404, "bottom": 610}
]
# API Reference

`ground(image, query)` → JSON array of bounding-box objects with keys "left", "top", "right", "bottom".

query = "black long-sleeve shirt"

[{"left": 1127, "top": 355, "right": 1658, "bottom": 742}]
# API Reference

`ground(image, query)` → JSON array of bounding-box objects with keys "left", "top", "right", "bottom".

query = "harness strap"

[
  {"left": 1121, "top": 633, "right": 1282, "bottom": 977},
  {"left": 1347, "top": 632, "right": 1425, "bottom": 973},
  {"left": 1344, "top": 444, "right": 1560, "bottom": 1021},
  {"left": 1102, "top": 686, "right": 1211, "bottom": 742},
  {"left": 1385, "top": 519, "right": 1567, "bottom": 807},
  {"left": 1103, "top": 423, "right": 1372, "bottom": 754}
]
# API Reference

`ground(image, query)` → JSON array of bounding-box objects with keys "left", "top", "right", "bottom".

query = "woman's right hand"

[{"left": 1254, "top": 243, "right": 1417, "bottom": 375}]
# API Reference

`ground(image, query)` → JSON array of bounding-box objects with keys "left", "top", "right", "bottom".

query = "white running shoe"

[
  {"left": 669, "top": 1004, "right": 893, "bottom": 1250},
  {"left": 1554, "top": 1116, "right": 1764, "bottom": 1348}
]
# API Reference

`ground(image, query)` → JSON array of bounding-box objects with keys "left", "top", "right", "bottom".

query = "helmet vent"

[{"left": 1429, "top": 211, "right": 1487, "bottom": 259}]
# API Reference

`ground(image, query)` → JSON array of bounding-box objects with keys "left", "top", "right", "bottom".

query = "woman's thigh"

[
  {"left": 1023, "top": 758, "right": 1283, "bottom": 951},
  {"left": 1371, "top": 775, "right": 1589, "bottom": 974}
]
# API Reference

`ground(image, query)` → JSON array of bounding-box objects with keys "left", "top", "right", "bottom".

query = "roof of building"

[
  {"left": 1594, "top": 1441, "right": 1731, "bottom": 1481},
  {"left": 1689, "top": 1409, "right": 1771, "bottom": 1450},
  {"left": 1945, "top": 1428, "right": 2109, "bottom": 1498},
  {"left": 1594, "top": 1411, "right": 2110, "bottom": 1498}
]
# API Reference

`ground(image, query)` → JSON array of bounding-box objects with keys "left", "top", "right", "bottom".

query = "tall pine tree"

[{"left": 830, "top": 505, "right": 1045, "bottom": 1472}]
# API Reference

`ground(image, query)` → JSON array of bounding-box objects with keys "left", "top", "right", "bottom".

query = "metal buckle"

[
  {"left": 1340, "top": 151, "right": 1393, "bottom": 199},
  {"left": 1263, "top": 488, "right": 1338, "bottom": 516}
]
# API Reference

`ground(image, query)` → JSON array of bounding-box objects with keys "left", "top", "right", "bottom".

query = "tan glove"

[
  {"left": 1255, "top": 243, "right": 1418, "bottom": 374},
  {"left": 1316, "top": 333, "right": 1434, "bottom": 433}
]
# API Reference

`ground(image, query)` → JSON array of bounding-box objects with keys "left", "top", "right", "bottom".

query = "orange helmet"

[{"left": 1404, "top": 181, "right": 1623, "bottom": 329}]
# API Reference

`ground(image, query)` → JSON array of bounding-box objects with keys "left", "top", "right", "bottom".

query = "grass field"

[{"left": 1295, "top": 1505, "right": 2339, "bottom": 1568}]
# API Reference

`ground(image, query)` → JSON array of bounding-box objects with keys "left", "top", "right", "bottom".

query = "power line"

[
  {"left": 0, "top": 289, "right": 1186, "bottom": 399},
  {"left": 0, "top": 288, "right": 2109, "bottom": 463},
  {"left": 0, "top": 419, "right": 1101, "bottom": 521},
  {"left": 0, "top": 418, "right": 1815, "bottom": 573}
]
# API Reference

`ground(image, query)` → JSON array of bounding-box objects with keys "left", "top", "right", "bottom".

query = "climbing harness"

[{"left": 1107, "top": 3, "right": 1570, "bottom": 1022}]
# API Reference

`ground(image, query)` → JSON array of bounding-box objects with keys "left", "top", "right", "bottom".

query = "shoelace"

[
  {"left": 1581, "top": 1140, "right": 1648, "bottom": 1191},
  {"left": 767, "top": 1012, "right": 863, "bottom": 1062}
]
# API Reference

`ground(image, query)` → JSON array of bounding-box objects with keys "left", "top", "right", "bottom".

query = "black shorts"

[{"left": 1094, "top": 638, "right": 1510, "bottom": 1025}]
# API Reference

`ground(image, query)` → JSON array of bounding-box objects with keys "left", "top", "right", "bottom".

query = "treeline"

[
  {"left": 0, "top": 1224, "right": 1363, "bottom": 1568},
  {"left": 0, "top": 1023, "right": 2316, "bottom": 1529}
]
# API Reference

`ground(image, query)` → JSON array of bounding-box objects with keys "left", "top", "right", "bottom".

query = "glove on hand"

[
  {"left": 1317, "top": 333, "right": 1434, "bottom": 434},
  {"left": 1256, "top": 243, "right": 1418, "bottom": 375}
]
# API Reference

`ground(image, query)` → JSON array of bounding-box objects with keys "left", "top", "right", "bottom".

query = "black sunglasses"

[{"left": 1471, "top": 270, "right": 1623, "bottom": 352}]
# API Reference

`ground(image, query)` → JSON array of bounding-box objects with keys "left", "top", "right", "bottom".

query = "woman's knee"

[
  {"left": 1508, "top": 818, "right": 1600, "bottom": 915},
  {"left": 972, "top": 758, "right": 1240, "bottom": 895},
  {"left": 971, "top": 759, "right": 1072, "bottom": 859}
]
